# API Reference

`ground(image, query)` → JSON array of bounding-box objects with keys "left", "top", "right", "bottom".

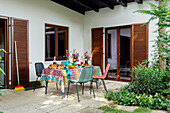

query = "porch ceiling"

[{"left": 51, "top": 0, "right": 143, "bottom": 15}]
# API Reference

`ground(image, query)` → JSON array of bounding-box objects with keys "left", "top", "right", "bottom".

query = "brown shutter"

[
  {"left": 11, "top": 18, "right": 29, "bottom": 88},
  {"left": 131, "top": 23, "right": 148, "bottom": 67},
  {"left": 92, "top": 28, "right": 103, "bottom": 72}
]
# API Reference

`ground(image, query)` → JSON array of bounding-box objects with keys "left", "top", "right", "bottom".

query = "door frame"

[
  {"left": 105, "top": 25, "right": 132, "bottom": 82},
  {"left": 0, "top": 16, "right": 9, "bottom": 88}
]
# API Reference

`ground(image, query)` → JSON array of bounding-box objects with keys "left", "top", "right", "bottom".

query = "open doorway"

[
  {"left": 119, "top": 28, "right": 131, "bottom": 80},
  {"left": 0, "top": 18, "right": 7, "bottom": 88}
]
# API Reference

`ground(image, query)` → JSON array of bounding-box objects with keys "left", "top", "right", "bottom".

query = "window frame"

[{"left": 45, "top": 23, "right": 69, "bottom": 61}]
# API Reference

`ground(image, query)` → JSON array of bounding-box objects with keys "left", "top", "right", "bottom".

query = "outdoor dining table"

[{"left": 40, "top": 66, "right": 102, "bottom": 97}]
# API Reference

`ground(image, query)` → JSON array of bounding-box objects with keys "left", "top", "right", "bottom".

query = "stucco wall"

[
  {"left": 0, "top": 0, "right": 169, "bottom": 83},
  {"left": 0, "top": 0, "right": 84, "bottom": 82},
  {"left": 84, "top": 1, "right": 170, "bottom": 69}
]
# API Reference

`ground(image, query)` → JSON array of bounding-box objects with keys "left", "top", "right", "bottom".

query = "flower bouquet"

[
  {"left": 72, "top": 50, "right": 79, "bottom": 65},
  {"left": 84, "top": 51, "right": 90, "bottom": 64}
]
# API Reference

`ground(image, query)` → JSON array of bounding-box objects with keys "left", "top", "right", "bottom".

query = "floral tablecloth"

[{"left": 40, "top": 66, "right": 102, "bottom": 93}]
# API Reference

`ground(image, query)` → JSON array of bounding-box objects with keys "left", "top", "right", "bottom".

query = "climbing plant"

[
  {"left": 134, "top": 0, "right": 170, "bottom": 71},
  {"left": 0, "top": 49, "right": 7, "bottom": 96}
]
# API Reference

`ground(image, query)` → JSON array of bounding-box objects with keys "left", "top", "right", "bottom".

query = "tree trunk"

[{"left": 158, "top": 0, "right": 166, "bottom": 71}]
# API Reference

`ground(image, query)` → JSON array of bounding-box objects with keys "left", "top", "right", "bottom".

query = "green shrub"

[
  {"left": 126, "top": 62, "right": 170, "bottom": 95},
  {"left": 104, "top": 90, "right": 170, "bottom": 110}
]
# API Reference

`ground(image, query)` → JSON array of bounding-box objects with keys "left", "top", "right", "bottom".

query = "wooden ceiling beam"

[
  {"left": 135, "top": 0, "right": 143, "bottom": 4},
  {"left": 99, "top": 0, "right": 114, "bottom": 9},
  {"left": 51, "top": 0, "right": 85, "bottom": 15},
  {"left": 117, "top": 0, "right": 127, "bottom": 7},
  {"left": 76, "top": 0, "right": 99, "bottom": 12}
]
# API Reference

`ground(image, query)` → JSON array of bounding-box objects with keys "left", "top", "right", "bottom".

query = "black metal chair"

[{"left": 34, "top": 62, "right": 44, "bottom": 91}]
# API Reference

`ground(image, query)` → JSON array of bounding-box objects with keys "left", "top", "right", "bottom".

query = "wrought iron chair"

[
  {"left": 34, "top": 62, "right": 58, "bottom": 92},
  {"left": 34, "top": 62, "right": 44, "bottom": 91},
  {"left": 93, "top": 64, "right": 110, "bottom": 92},
  {"left": 67, "top": 66, "right": 95, "bottom": 102}
]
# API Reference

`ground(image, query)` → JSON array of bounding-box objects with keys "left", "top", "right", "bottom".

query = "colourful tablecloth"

[{"left": 40, "top": 66, "right": 102, "bottom": 93}]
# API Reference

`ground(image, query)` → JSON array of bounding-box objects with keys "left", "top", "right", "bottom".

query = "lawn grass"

[
  {"left": 133, "top": 107, "right": 151, "bottom": 113},
  {"left": 100, "top": 106, "right": 130, "bottom": 113},
  {"left": 100, "top": 106, "right": 152, "bottom": 113}
]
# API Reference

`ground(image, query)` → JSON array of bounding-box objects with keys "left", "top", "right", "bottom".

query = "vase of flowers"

[
  {"left": 72, "top": 50, "right": 79, "bottom": 65},
  {"left": 84, "top": 51, "right": 90, "bottom": 64}
]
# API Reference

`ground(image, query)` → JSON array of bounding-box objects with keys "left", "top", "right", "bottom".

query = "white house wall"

[
  {"left": 84, "top": 1, "right": 170, "bottom": 68},
  {"left": 0, "top": 0, "right": 169, "bottom": 83},
  {"left": 0, "top": 0, "right": 84, "bottom": 82}
]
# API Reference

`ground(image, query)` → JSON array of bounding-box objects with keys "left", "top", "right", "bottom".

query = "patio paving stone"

[
  {"left": 0, "top": 81, "right": 167, "bottom": 113},
  {"left": 77, "top": 106, "right": 103, "bottom": 113}
]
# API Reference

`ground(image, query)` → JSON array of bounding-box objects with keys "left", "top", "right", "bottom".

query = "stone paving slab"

[
  {"left": 0, "top": 81, "right": 168, "bottom": 113},
  {"left": 77, "top": 106, "right": 103, "bottom": 113}
]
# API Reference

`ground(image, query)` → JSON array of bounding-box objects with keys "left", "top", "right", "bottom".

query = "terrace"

[
  {"left": 1, "top": 81, "right": 167, "bottom": 113},
  {"left": 0, "top": 0, "right": 169, "bottom": 113}
]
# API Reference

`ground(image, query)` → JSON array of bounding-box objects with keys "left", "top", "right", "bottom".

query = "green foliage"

[
  {"left": 0, "top": 49, "right": 6, "bottom": 76},
  {"left": 104, "top": 90, "right": 170, "bottom": 110},
  {"left": 126, "top": 62, "right": 170, "bottom": 95},
  {"left": 100, "top": 106, "right": 130, "bottom": 113},
  {"left": 133, "top": 107, "right": 151, "bottom": 113},
  {"left": 100, "top": 106, "right": 152, "bottom": 113},
  {"left": 134, "top": 0, "right": 170, "bottom": 71},
  {"left": 0, "top": 49, "right": 7, "bottom": 97}
]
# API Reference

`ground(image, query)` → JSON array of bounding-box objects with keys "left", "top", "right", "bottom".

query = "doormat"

[{"left": 25, "top": 85, "right": 44, "bottom": 91}]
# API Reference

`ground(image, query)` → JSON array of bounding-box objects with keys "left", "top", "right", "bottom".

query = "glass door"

[
  {"left": 0, "top": 18, "right": 6, "bottom": 87},
  {"left": 106, "top": 27, "right": 132, "bottom": 81},
  {"left": 106, "top": 29, "right": 117, "bottom": 79}
]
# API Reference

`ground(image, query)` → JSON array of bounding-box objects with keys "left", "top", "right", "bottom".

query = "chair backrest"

[
  {"left": 102, "top": 64, "right": 110, "bottom": 78},
  {"left": 35, "top": 62, "right": 44, "bottom": 77},
  {"left": 78, "top": 66, "right": 94, "bottom": 83}
]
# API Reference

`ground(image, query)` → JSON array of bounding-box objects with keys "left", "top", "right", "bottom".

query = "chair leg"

[
  {"left": 90, "top": 81, "right": 92, "bottom": 95},
  {"left": 102, "top": 79, "right": 108, "bottom": 92},
  {"left": 96, "top": 79, "right": 98, "bottom": 89},
  {"left": 56, "top": 83, "right": 58, "bottom": 90},
  {"left": 45, "top": 81, "right": 48, "bottom": 94},
  {"left": 67, "top": 81, "right": 70, "bottom": 98},
  {"left": 91, "top": 81, "right": 95, "bottom": 98},
  {"left": 76, "top": 83, "right": 80, "bottom": 102},
  {"left": 33, "top": 77, "right": 38, "bottom": 92},
  {"left": 82, "top": 83, "right": 84, "bottom": 95}
]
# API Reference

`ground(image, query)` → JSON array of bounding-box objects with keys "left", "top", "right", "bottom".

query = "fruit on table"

[
  {"left": 53, "top": 62, "right": 57, "bottom": 65},
  {"left": 52, "top": 64, "right": 57, "bottom": 69},
  {"left": 48, "top": 64, "right": 53, "bottom": 68},
  {"left": 83, "top": 64, "right": 90, "bottom": 66},
  {"left": 58, "top": 64, "right": 64, "bottom": 69},
  {"left": 67, "top": 65, "right": 75, "bottom": 69}
]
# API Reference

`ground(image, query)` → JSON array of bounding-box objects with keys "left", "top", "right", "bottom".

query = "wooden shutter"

[
  {"left": 131, "top": 23, "right": 148, "bottom": 67},
  {"left": 92, "top": 28, "right": 103, "bottom": 72},
  {"left": 11, "top": 18, "right": 29, "bottom": 88}
]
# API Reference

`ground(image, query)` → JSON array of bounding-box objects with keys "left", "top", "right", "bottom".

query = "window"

[{"left": 45, "top": 24, "right": 68, "bottom": 61}]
